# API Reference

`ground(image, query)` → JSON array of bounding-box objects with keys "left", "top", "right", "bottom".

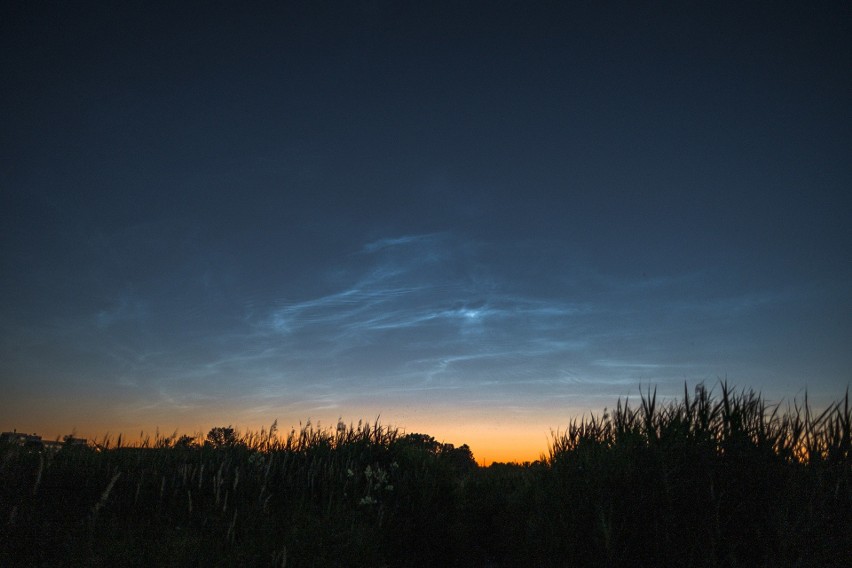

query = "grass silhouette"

[{"left": 1, "top": 382, "right": 849, "bottom": 567}]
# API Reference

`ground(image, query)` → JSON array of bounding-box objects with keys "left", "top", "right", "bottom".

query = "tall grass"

[
  {"left": 535, "top": 383, "right": 851, "bottom": 567},
  {"left": 1, "top": 382, "right": 849, "bottom": 567}
]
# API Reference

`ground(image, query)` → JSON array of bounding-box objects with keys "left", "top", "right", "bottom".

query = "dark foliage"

[{"left": 1, "top": 384, "right": 849, "bottom": 567}]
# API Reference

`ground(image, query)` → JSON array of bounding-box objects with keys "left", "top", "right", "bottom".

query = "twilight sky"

[{"left": 2, "top": 1, "right": 850, "bottom": 463}]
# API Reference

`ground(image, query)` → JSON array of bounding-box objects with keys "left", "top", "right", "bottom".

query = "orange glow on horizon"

[
  {"left": 3, "top": 395, "right": 586, "bottom": 465},
  {"left": 5, "top": 416, "right": 556, "bottom": 466}
]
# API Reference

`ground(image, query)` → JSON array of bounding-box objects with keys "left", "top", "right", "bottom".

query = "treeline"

[{"left": 1, "top": 383, "right": 849, "bottom": 567}]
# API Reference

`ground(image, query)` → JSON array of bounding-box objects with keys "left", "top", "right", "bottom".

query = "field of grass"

[{"left": 1, "top": 383, "right": 850, "bottom": 567}]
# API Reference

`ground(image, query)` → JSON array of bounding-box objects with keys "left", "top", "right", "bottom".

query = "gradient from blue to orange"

[{"left": 2, "top": 2, "right": 850, "bottom": 464}]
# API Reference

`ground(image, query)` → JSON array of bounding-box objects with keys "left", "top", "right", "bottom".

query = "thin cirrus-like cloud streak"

[
  {"left": 230, "top": 235, "right": 716, "bottom": 399},
  {"left": 2, "top": 230, "right": 801, "bottom": 420},
  {"left": 113, "top": 231, "right": 795, "bottom": 414}
]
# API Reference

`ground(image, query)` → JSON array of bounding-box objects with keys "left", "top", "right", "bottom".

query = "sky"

[{"left": 1, "top": 1, "right": 850, "bottom": 464}]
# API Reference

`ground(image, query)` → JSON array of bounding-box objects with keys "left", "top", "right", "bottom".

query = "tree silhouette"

[
  {"left": 205, "top": 426, "right": 237, "bottom": 448},
  {"left": 396, "top": 433, "right": 477, "bottom": 472},
  {"left": 174, "top": 434, "right": 197, "bottom": 449}
]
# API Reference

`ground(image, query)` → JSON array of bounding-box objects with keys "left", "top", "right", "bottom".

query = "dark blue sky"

[{"left": 2, "top": 1, "right": 850, "bottom": 461}]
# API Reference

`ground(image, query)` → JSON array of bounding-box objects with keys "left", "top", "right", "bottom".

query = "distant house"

[
  {"left": 62, "top": 435, "right": 88, "bottom": 447},
  {"left": 1, "top": 430, "right": 44, "bottom": 449},
  {"left": 1, "top": 431, "right": 89, "bottom": 450}
]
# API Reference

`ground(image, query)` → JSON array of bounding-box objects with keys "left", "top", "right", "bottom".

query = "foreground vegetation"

[{"left": 1, "top": 383, "right": 850, "bottom": 567}]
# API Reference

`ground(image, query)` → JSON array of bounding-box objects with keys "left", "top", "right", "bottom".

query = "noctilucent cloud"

[{"left": 2, "top": 2, "right": 850, "bottom": 462}]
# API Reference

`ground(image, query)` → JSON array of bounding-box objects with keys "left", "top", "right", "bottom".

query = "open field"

[{"left": 1, "top": 383, "right": 850, "bottom": 567}]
